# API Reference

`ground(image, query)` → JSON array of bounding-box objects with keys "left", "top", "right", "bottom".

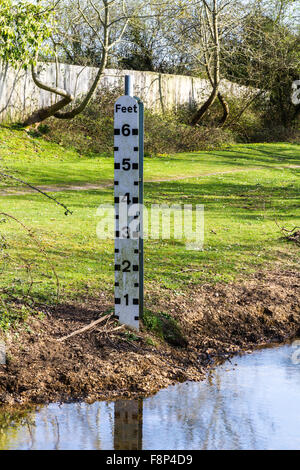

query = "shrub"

[
  {"left": 45, "top": 87, "right": 122, "bottom": 156},
  {"left": 142, "top": 309, "right": 188, "bottom": 347},
  {"left": 44, "top": 87, "right": 235, "bottom": 156},
  {"left": 43, "top": 85, "right": 298, "bottom": 154}
]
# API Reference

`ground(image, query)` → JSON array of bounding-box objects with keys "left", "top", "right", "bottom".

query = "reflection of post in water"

[{"left": 114, "top": 400, "right": 143, "bottom": 450}]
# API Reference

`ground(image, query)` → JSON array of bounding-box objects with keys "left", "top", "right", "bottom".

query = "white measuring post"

[{"left": 114, "top": 75, "right": 144, "bottom": 330}]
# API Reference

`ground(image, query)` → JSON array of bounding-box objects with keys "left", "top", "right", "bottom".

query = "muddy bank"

[{"left": 0, "top": 270, "right": 299, "bottom": 406}]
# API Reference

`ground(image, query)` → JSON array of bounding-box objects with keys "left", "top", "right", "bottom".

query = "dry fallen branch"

[
  {"left": 57, "top": 313, "right": 119, "bottom": 342},
  {"left": 284, "top": 230, "right": 300, "bottom": 246},
  {"left": 0, "top": 171, "right": 72, "bottom": 215},
  {"left": 275, "top": 219, "right": 300, "bottom": 246},
  {"left": 0, "top": 212, "right": 60, "bottom": 298},
  {"left": 103, "top": 324, "right": 125, "bottom": 334}
]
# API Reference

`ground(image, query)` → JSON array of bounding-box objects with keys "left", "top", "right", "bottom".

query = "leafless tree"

[
  {"left": 23, "top": 0, "right": 151, "bottom": 127},
  {"left": 181, "top": 0, "right": 247, "bottom": 126},
  {"left": 167, "top": 0, "right": 257, "bottom": 126}
]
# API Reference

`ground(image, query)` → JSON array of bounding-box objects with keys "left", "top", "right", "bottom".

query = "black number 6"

[{"left": 122, "top": 124, "right": 130, "bottom": 136}]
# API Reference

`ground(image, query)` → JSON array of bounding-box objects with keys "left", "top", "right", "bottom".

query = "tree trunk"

[
  {"left": 22, "top": 9, "right": 109, "bottom": 126},
  {"left": 225, "top": 90, "right": 264, "bottom": 128},
  {"left": 190, "top": 85, "right": 219, "bottom": 126},
  {"left": 54, "top": 53, "right": 107, "bottom": 120},
  {"left": 218, "top": 92, "right": 229, "bottom": 125},
  {"left": 22, "top": 95, "right": 73, "bottom": 127},
  {"left": 22, "top": 63, "right": 74, "bottom": 127},
  {"left": 54, "top": 13, "right": 109, "bottom": 120},
  {"left": 191, "top": 1, "right": 221, "bottom": 127}
]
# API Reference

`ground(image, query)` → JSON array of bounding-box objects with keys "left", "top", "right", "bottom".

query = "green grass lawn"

[
  {"left": 0, "top": 126, "right": 299, "bottom": 328},
  {"left": 1, "top": 126, "right": 299, "bottom": 186}
]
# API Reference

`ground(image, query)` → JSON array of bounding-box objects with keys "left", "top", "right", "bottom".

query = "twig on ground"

[
  {"left": 57, "top": 313, "right": 114, "bottom": 342},
  {"left": 275, "top": 219, "right": 300, "bottom": 233},
  {"left": 0, "top": 171, "right": 72, "bottom": 215},
  {"left": 275, "top": 219, "right": 300, "bottom": 245},
  {"left": 0, "top": 212, "right": 60, "bottom": 298}
]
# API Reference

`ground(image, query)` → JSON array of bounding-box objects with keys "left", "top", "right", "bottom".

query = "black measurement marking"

[
  {"left": 122, "top": 260, "right": 131, "bottom": 272},
  {"left": 121, "top": 226, "right": 130, "bottom": 238},
  {"left": 121, "top": 193, "right": 131, "bottom": 204},
  {"left": 114, "top": 96, "right": 143, "bottom": 330},
  {"left": 122, "top": 158, "right": 131, "bottom": 171},
  {"left": 122, "top": 124, "right": 130, "bottom": 136}
]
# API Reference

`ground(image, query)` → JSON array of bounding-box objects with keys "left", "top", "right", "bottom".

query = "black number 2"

[{"left": 122, "top": 260, "right": 131, "bottom": 272}]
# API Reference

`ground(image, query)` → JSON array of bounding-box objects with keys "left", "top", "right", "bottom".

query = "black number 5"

[{"left": 122, "top": 158, "right": 131, "bottom": 170}]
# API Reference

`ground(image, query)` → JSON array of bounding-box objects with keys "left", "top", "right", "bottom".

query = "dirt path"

[
  {"left": 1, "top": 164, "right": 298, "bottom": 197},
  {"left": 0, "top": 269, "right": 299, "bottom": 406},
  {"left": 0, "top": 167, "right": 262, "bottom": 196}
]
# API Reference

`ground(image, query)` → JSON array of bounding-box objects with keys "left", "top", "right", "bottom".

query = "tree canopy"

[{"left": 0, "top": 0, "right": 54, "bottom": 68}]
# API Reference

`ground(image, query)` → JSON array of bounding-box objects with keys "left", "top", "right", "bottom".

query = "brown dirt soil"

[{"left": 0, "top": 269, "right": 299, "bottom": 406}]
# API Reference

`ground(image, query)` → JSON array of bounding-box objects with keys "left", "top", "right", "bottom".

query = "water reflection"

[
  {"left": 0, "top": 342, "right": 300, "bottom": 450},
  {"left": 114, "top": 400, "right": 143, "bottom": 450}
]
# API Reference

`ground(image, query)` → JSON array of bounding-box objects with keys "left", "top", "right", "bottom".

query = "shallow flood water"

[{"left": 1, "top": 341, "right": 300, "bottom": 450}]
